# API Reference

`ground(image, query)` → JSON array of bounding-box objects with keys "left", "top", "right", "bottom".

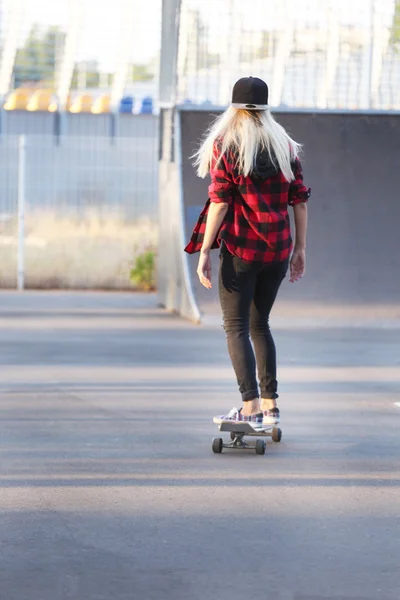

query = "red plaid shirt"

[{"left": 184, "top": 148, "right": 310, "bottom": 263}]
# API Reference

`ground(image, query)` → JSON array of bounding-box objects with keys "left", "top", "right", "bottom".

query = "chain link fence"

[
  {"left": 0, "top": 130, "right": 158, "bottom": 289},
  {"left": 177, "top": 0, "right": 400, "bottom": 110}
]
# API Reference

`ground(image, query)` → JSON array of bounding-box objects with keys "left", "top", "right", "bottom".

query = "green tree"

[
  {"left": 390, "top": 0, "right": 400, "bottom": 49},
  {"left": 131, "top": 64, "right": 154, "bottom": 82},
  {"left": 14, "top": 25, "right": 65, "bottom": 87},
  {"left": 255, "top": 32, "right": 272, "bottom": 59},
  {"left": 71, "top": 61, "right": 102, "bottom": 89}
]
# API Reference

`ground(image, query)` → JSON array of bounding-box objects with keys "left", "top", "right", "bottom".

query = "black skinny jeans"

[{"left": 218, "top": 243, "right": 288, "bottom": 402}]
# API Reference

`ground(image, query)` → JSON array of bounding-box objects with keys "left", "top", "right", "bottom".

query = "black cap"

[{"left": 231, "top": 77, "right": 269, "bottom": 110}]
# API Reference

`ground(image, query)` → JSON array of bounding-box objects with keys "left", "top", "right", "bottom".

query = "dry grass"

[{"left": 0, "top": 211, "right": 158, "bottom": 289}]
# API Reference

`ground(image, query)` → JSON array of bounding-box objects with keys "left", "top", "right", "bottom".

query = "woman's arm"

[
  {"left": 290, "top": 203, "right": 307, "bottom": 283},
  {"left": 201, "top": 203, "right": 229, "bottom": 253},
  {"left": 293, "top": 202, "right": 307, "bottom": 251},
  {"left": 197, "top": 149, "right": 233, "bottom": 289},
  {"left": 197, "top": 203, "right": 229, "bottom": 289},
  {"left": 288, "top": 158, "right": 310, "bottom": 283}
]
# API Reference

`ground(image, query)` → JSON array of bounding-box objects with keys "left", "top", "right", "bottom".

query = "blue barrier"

[
  {"left": 119, "top": 96, "right": 134, "bottom": 113},
  {"left": 140, "top": 97, "right": 153, "bottom": 114}
]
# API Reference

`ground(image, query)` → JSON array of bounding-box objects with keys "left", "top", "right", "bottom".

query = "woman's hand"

[
  {"left": 197, "top": 250, "right": 212, "bottom": 289},
  {"left": 290, "top": 247, "right": 306, "bottom": 283}
]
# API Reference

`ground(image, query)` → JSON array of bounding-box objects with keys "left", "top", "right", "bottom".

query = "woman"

[{"left": 185, "top": 76, "right": 310, "bottom": 429}]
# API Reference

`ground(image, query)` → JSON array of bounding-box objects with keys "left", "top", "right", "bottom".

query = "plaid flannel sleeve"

[
  {"left": 208, "top": 151, "right": 235, "bottom": 205},
  {"left": 288, "top": 158, "right": 311, "bottom": 206}
]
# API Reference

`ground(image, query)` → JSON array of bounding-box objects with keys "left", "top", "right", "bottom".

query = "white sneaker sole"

[{"left": 213, "top": 416, "right": 262, "bottom": 426}]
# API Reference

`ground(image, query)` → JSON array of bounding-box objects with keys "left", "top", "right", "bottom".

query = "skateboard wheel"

[
  {"left": 272, "top": 428, "right": 282, "bottom": 443},
  {"left": 255, "top": 440, "right": 266, "bottom": 455},
  {"left": 212, "top": 437, "right": 223, "bottom": 454}
]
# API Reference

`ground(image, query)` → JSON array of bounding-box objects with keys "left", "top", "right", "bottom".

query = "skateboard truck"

[{"left": 212, "top": 421, "right": 282, "bottom": 455}]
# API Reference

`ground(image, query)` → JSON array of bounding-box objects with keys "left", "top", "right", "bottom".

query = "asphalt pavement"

[{"left": 0, "top": 291, "right": 399, "bottom": 600}]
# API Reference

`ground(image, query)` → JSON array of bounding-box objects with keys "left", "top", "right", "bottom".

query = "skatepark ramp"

[
  {"left": 157, "top": 108, "right": 201, "bottom": 323},
  {"left": 158, "top": 107, "right": 400, "bottom": 323}
]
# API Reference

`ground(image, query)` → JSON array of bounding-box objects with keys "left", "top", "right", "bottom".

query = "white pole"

[
  {"left": 56, "top": 0, "right": 82, "bottom": 112},
  {"left": 370, "top": 1, "right": 385, "bottom": 109},
  {"left": 219, "top": 0, "right": 241, "bottom": 106},
  {"left": 359, "top": 0, "right": 374, "bottom": 109},
  {"left": 0, "top": 0, "right": 24, "bottom": 98},
  {"left": 17, "top": 135, "right": 26, "bottom": 291},
  {"left": 317, "top": 0, "right": 339, "bottom": 109},
  {"left": 270, "top": 1, "right": 293, "bottom": 107},
  {"left": 110, "top": 0, "right": 136, "bottom": 112}
]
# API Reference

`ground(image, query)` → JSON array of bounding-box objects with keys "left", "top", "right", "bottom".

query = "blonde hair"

[{"left": 193, "top": 107, "right": 301, "bottom": 182}]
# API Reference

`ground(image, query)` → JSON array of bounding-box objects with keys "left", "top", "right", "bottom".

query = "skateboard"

[{"left": 212, "top": 421, "right": 282, "bottom": 455}]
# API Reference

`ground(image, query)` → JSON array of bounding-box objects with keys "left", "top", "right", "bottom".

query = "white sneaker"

[
  {"left": 262, "top": 407, "right": 280, "bottom": 427},
  {"left": 213, "top": 407, "right": 263, "bottom": 427}
]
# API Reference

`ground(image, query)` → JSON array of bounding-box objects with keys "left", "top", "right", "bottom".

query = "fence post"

[
  {"left": 159, "top": 0, "right": 182, "bottom": 106},
  {"left": 17, "top": 135, "right": 26, "bottom": 291}
]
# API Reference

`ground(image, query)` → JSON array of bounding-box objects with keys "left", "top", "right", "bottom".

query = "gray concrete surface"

[{"left": 0, "top": 290, "right": 399, "bottom": 600}]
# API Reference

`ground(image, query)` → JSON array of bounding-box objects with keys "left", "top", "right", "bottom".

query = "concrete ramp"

[{"left": 178, "top": 108, "right": 400, "bottom": 324}]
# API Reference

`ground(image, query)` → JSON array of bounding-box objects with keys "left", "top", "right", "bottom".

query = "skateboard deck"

[
  {"left": 212, "top": 421, "right": 282, "bottom": 455},
  {"left": 218, "top": 421, "right": 273, "bottom": 436}
]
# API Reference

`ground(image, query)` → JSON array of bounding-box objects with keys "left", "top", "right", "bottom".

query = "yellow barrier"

[
  {"left": 4, "top": 88, "right": 33, "bottom": 110},
  {"left": 48, "top": 95, "right": 72, "bottom": 112},
  {"left": 69, "top": 93, "right": 93, "bottom": 113},
  {"left": 91, "top": 94, "right": 111, "bottom": 114},
  {"left": 26, "top": 89, "right": 54, "bottom": 111}
]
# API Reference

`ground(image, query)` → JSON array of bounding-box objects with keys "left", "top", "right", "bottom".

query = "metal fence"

[
  {"left": 176, "top": 0, "right": 400, "bottom": 110},
  {"left": 0, "top": 130, "right": 158, "bottom": 289}
]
